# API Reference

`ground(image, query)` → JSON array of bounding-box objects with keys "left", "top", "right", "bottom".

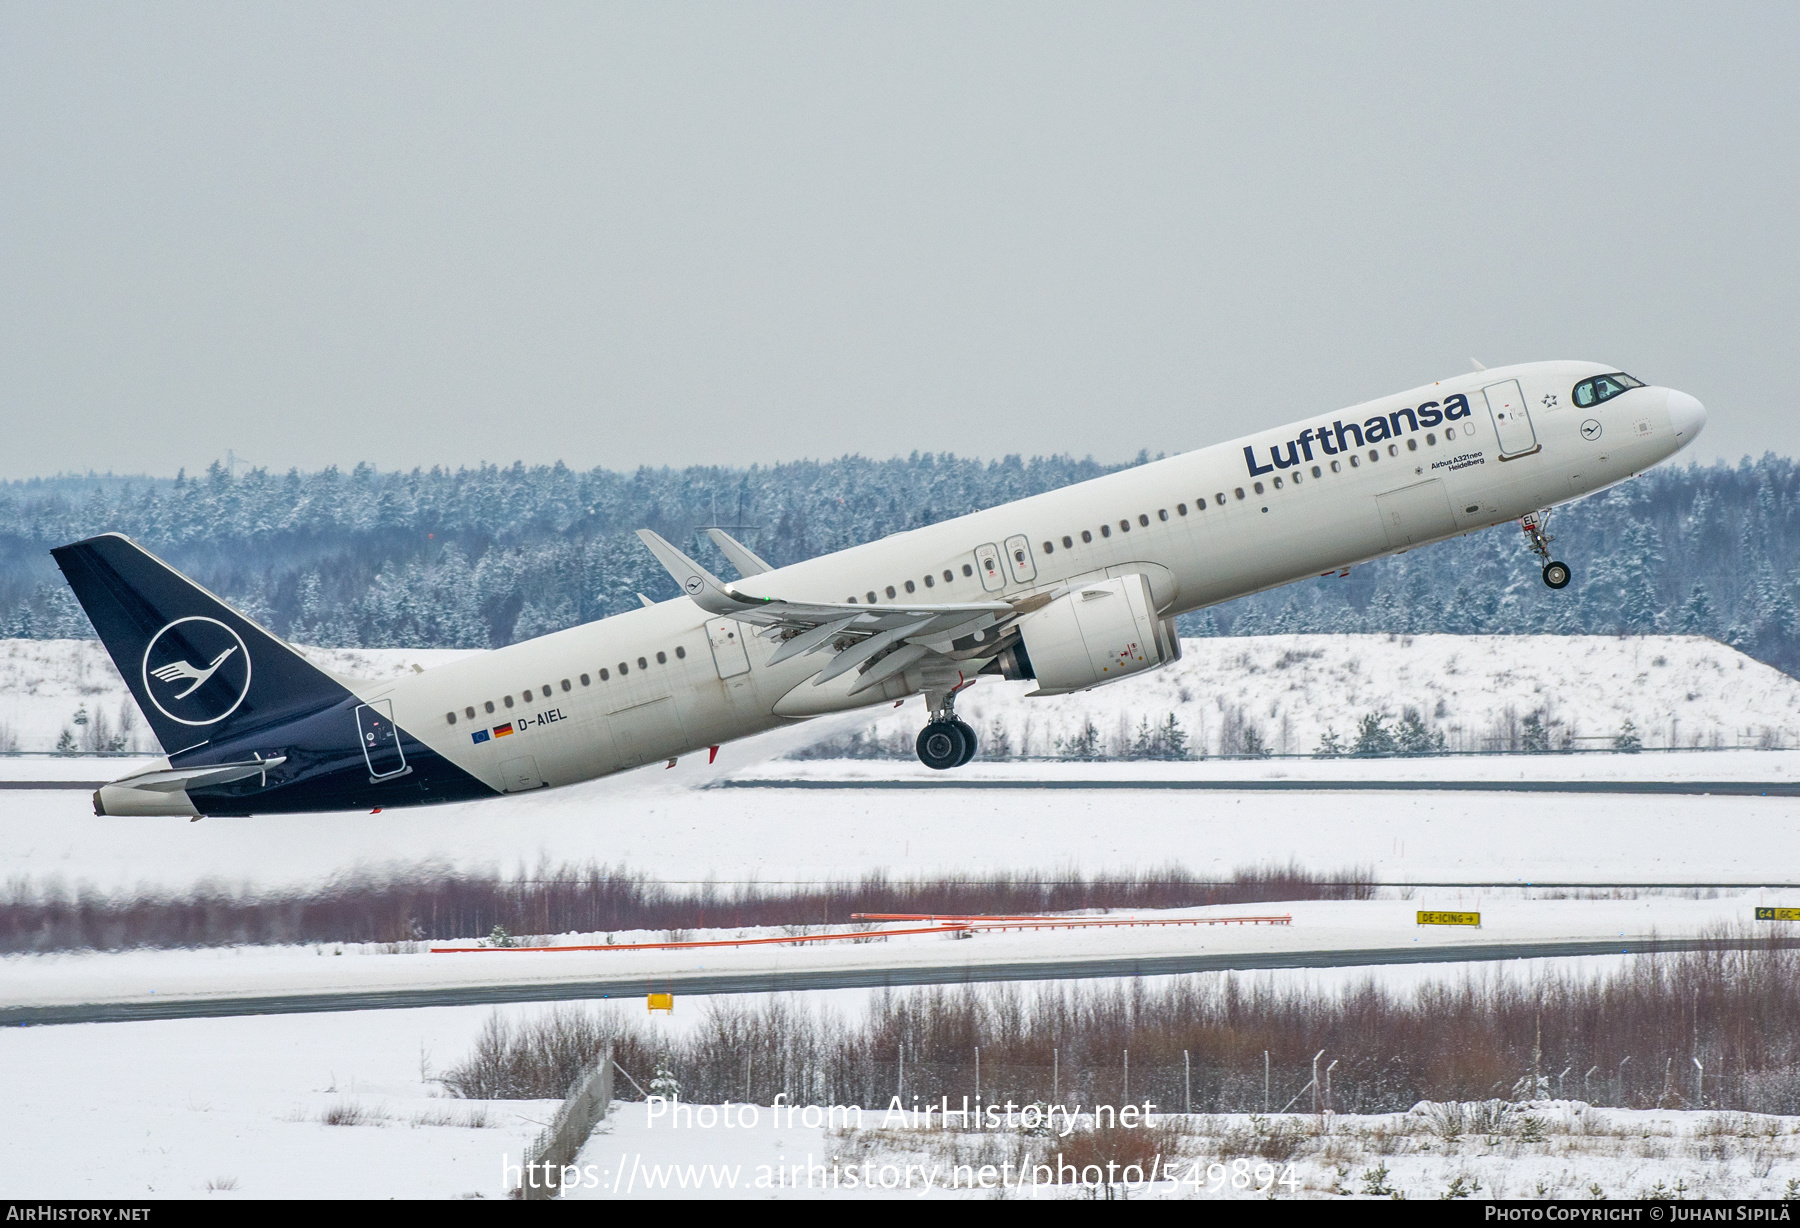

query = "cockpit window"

[{"left": 1572, "top": 372, "right": 1646, "bottom": 408}]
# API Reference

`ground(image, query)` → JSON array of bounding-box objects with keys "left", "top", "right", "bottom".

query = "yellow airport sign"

[
  {"left": 1417, "top": 911, "right": 1481, "bottom": 927},
  {"left": 1756, "top": 908, "right": 1800, "bottom": 922},
  {"left": 648, "top": 993, "right": 674, "bottom": 1013}
]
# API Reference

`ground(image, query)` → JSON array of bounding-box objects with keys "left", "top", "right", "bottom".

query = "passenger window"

[
  {"left": 1388, "top": 444, "right": 1398, "bottom": 456},
  {"left": 1062, "top": 535, "right": 1073, "bottom": 547},
  {"left": 637, "top": 656, "right": 648, "bottom": 670},
  {"left": 1311, "top": 465, "right": 1322, "bottom": 477},
  {"left": 1101, "top": 524, "right": 1112, "bottom": 537},
  {"left": 618, "top": 662, "right": 629, "bottom": 675},
  {"left": 1234, "top": 488, "right": 1245, "bottom": 500},
  {"left": 1176, "top": 504, "right": 1187, "bottom": 516},
  {"left": 885, "top": 585, "right": 896, "bottom": 599},
  {"left": 1138, "top": 514, "right": 1150, "bottom": 526},
  {"left": 522, "top": 691, "right": 534, "bottom": 704},
  {"left": 1369, "top": 450, "right": 1379, "bottom": 462},
  {"left": 656, "top": 651, "right": 667, "bottom": 664},
  {"left": 600, "top": 668, "right": 610, "bottom": 680},
  {"left": 1041, "top": 541, "right": 1053, "bottom": 554},
  {"left": 1446, "top": 426, "right": 1456, "bottom": 441},
  {"left": 504, "top": 695, "right": 514, "bottom": 708},
  {"left": 1253, "top": 482, "right": 1264, "bottom": 494},
  {"left": 961, "top": 564, "right": 972, "bottom": 577},
  {"left": 1425, "top": 433, "right": 1436, "bottom": 446},
  {"left": 1118, "top": 520, "right": 1129, "bottom": 533},
  {"left": 464, "top": 706, "right": 476, "bottom": 719},
  {"left": 1081, "top": 530, "right": 1092, "bottom": 543},
  {"left": 847, "top": 596, "right": 857, "bottom": 603},
  {"left": 1330, "top": 461, "right": 1340, "bottom": 473},
  {"left": 1406, "top": 438, "right": 1418, "bottom": 451},
  {"left": 924, "top": 575, "right": 934, "bottom": 588},
  {"left": 1350, "top": 455, "right": 1360, "bottom": 468},
  {"left": 1215, "top": 493, "right": 1226, "bottom": 505},
  {"left": 1157, "top": 509, "right": 1168, "bottom": 521},
  {"left": 446, "top": 712, "right": 456, "bottom": 725},
  {"left": 675, "top": 646, "right": 686, "bottom": 659},
  {"left": 561, "top": 679, "right": 571, "bottom": 692},
  {"left": 579, "top": 675, "right": 590, "bottom": 686},
  {"left": 905, "top": 579, "right": 916, "bottom": 592},
  {"left": 1015, "top": 547, "right": 1027, "bottom": 563},
  {"left": 867, "top": 591, "right": 877, "bottom": 603},
  {"left": 485, "top": 700, "right": 495, "bottom": 713},
  {"left": 1272, "top": 477, "right": 1283, "bottom": 489},
  {"left": 541, "top": 685, "right": 551, "bottom": 697}
]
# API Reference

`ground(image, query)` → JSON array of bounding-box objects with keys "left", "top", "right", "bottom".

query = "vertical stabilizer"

[{"left": 51, "top": 533, "right": 356, "bottom": 753}]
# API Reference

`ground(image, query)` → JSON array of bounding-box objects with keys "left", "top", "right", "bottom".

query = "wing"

[
  {"left": 703, "top": 528, "right": 774, "bottom": 577},
  {"left": 635, "top": 529, "right": 1049, "bottom": 696}
]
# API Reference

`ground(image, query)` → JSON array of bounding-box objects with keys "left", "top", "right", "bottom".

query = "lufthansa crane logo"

[{"left": 141, "top": 616, "right": 252, "bottom": 726}]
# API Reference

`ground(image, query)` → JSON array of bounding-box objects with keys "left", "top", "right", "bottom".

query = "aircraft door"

[
  {"left": 975, "top": 542, "right": 1006, "bottom": 592},
  {"left": 500, "top": 755, "right": 544, "bottom": 791},
  {"left": 355, "top": 699, "right": 408, "bottom": 780},
  {"left": 1003, "top": 534, "right": 1037, "bottom": 583},
  {"left": 1483, "top": 379, "right": 1540, "bottom": 459},
  {"left": 705, "top": 618, "right": 751, "bottom": 678}
]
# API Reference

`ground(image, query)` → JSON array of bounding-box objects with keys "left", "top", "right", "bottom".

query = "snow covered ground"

[
  {"left": 6, "top": 981, "right": 1799, "bottom": 1200},
  {"left": 1, "top": 752, "right": 1795, "bottom": 897},
  {"left": 9, "top": 895, "right": 1788, "bottom": 1013},
  {"left": 2, "top": 633, "right": 1796, "bottom": 757},
  {"left": 820, "top": 634, "right": 1800, "bottom": 758},
  {"left": 4, "top": 633, "right": 1799, "bottom": 1198}
]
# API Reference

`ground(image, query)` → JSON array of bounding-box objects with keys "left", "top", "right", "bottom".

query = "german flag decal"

[{"left": 493, "top": 723, "right": 514, "bottom": 738}]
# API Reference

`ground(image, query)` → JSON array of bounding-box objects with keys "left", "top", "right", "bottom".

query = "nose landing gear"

[{"left": 1521, "top": 512, "right": 1572, "bottom": 590}]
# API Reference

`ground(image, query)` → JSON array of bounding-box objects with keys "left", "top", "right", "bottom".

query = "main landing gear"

[
  {"left": 1521, "top": 511, "right": 1571, "bottom": 590},
  {"left": 916, "top": 690, "right": 978, "bottom": 771}
]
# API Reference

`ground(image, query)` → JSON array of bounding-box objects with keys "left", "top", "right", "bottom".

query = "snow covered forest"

[{"left": 0, "top": 451, "right": 1795, "bottom": 677}]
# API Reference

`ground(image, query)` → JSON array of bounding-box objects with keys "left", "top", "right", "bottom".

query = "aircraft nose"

[{"left": 1667, "top": 389, "right": 1707, "bottom": 446}]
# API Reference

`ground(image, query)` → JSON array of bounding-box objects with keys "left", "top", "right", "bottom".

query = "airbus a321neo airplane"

[{"left": 55, "top": 361, "right": 1705, "bottom": 818}]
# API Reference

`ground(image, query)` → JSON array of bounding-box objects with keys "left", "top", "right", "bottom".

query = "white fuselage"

[{"left": 360, "top": 361, "right": 1703, "bottom": 792}]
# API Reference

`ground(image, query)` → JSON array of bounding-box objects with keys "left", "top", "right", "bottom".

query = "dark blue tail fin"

[{"left": 52, "top": 533, "right": 355, "bottom": 753}]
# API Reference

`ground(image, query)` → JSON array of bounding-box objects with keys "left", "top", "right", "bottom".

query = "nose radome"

[{"left": 1667, "top": 389, "right": 1706, "bottom": 446}]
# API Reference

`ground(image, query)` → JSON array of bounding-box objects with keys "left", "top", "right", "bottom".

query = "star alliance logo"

[{"left": 141, "top": 616, "right": 253, "bottom": 726}]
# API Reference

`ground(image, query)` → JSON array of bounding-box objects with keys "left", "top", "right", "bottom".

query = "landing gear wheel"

[
  {"left": 951, "top": 718, "right": 978, "bottom": 767},
  {"left": 917, "top": 721, "right": 968, "bottom": 771},
  {"left": 1542, "top": 560, "right": 1571, "bottom": 590}
]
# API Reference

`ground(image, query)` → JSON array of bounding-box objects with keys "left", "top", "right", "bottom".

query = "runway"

[
  {"left": 716, "top": 778, "right": 1800, "bottom": 795},
  {"left": 10, "top": 934, "right": 1792, "bottom": 1028}
]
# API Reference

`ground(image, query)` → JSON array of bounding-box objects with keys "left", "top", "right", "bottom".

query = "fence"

[{"left": 514, "top": 1045, "right": 613, "bottom": 1201}]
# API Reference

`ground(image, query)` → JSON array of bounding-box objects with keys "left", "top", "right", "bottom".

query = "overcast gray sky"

[{"left": 2, "top": 1, "right": 1795, "bottom": 480}]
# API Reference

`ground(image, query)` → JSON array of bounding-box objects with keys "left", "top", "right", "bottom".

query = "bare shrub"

[
  {"left": 440, "top": 1007, "right": 626, "bottom": 1101},
  {"left": 319, "top": 1101, "right": 385, "bottom": 1126},
  {"left": 0, "top": 859, "right": 1374, "bottom": 953},
  {"left": 438, "top": 930, "right": 1800, "bottom": 1115}
]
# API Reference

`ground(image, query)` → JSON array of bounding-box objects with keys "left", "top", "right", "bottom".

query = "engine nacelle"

[{"left": 1001, "top": 573, "right": 1180, "bottom": 696}]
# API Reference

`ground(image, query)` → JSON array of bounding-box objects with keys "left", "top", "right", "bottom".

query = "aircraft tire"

[
  {"left": 917, "top": 721, "right": 967, "bottom": 770},
  {"left": 1542, "top": 560, "right": 1571, "bottom": 590},
  {"left": 952, "top": 718, "right": 978, "bottom": 767}
]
